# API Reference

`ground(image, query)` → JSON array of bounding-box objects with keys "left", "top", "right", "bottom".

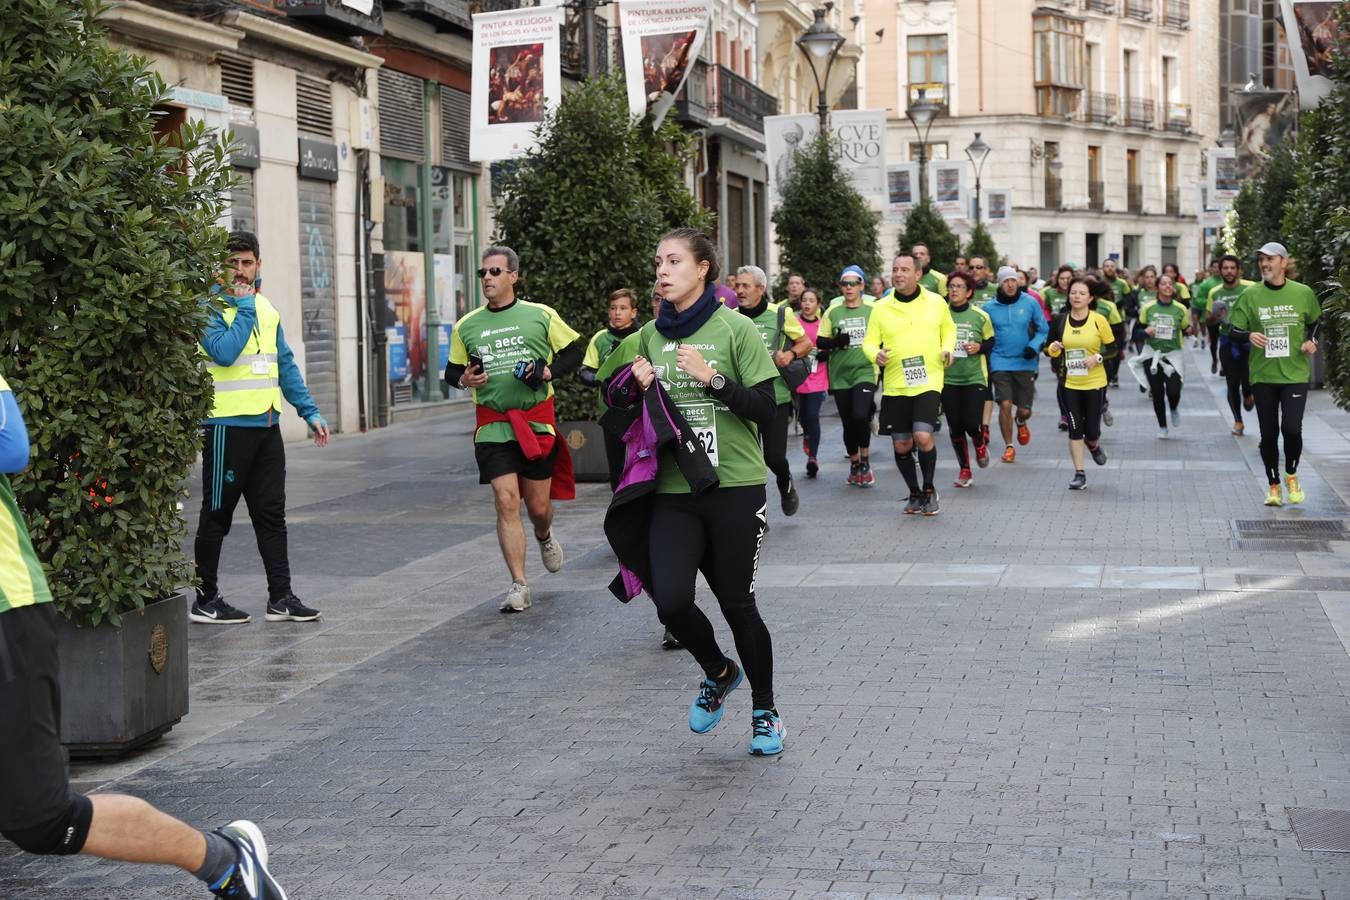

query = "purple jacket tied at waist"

[{"left": 601, "top": 363, "right": 718, "bottom": 602}]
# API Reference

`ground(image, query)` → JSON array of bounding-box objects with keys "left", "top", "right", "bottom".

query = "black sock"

[
  {"left": 193, "top": 831, "right": 237, "bottom": 886},
  {"left": 894, "top": 450, "right": 920, "bottom": 494},
  {"left": 918, "top": 447, "right": 937, "bottom": 490},
  {"left": 950, "top": 435, "right": 969, "bottom": 469}
]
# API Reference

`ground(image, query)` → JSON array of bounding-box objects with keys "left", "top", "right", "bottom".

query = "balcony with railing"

[
  {"left": 1163, "top": 0, "right": 1189, "bottom": 28},
  {"left": 383, "top": 0, "right": 468, "bottom": 30},
  {"left": 1044, "top": 177, "right": 1064, "bottom": 210},
  {"left": 674, "top": 59, "right": 710, "bottom": 127},
  {"left": 1083, "top": 0, "right": 1116, "bottom": 11},
  {"left": 1127, "top": 184, "right": 1144, "bottom": 213},
  {"left": 1124, "top": 0, "right": 1152, "bottom": 21},
  {"left": 1164, "top": 102, "right": 1191, "bottom": 133},
  {"left": 709, "top": 64, "right": 778, "bottom": 133},
  {"left": 283, "top": 0, "right": 384, "bottom": 34},
  {"left": 1123, "top": 97, "right": 1155, "bottom": 128},
  {"left": 1083, "top": 92, "right": 1117, "bottom": 124},
  {"left": 1166, "top": 187, "right": 1181, "bottom": 215},
  {"left": 1088, "top": 180, "right": 1105, "bottom": 211}
]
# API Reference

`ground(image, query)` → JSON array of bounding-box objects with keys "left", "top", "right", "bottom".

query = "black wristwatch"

[{"left": 707, "top": 372, "right": 727, "bottom": 393}]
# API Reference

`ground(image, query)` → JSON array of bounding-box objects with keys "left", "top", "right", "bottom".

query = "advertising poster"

[
  {"left": 765, "top": 113, "right": 819, "bottom": 207},
  {"left": 470, "top": 4, "right": 563, "bottom": 161},
  {"left": 1234, "top": 90, "right": 1297, "bottom": 179},
  {"left": 433, "top": 253, "right": 456, "bottom": 325},
  {"left": 985, "top": 189, "right": 1011, "bottom": 228},
  {"left": 1280, "top": 1, "right": 1338, "bottom": 107},
  {"left": 1207, "top": 147, "right": 1239, "bottom": 206},
  {"left": 885, "top": 163, "right": 919, "bottom": 224},
  {"left": 830, "top": 109, "right": 888, "bottom": 209},
  {"left": 384, "top": 250, "right": 427, "bottom": 385},
  {"left": 619, "top": 0, "right": 713, "bottom": 129},
  {"left": 930, "top": 160, "right": 966, "bottom": 221}
]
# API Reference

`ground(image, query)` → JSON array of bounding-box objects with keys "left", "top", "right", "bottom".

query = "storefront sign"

[
  {"left": 230, "top": 124, "right": 260, "bottom": 170},
  {"left": 298, "top": 136, "right": 339, "bottom": 182}
]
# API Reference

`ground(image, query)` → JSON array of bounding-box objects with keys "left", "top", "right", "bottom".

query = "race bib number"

[
  {"left": 1065, "top": 348, "right": 1089, "bottom": 377},
  {"left": 682, "top": 402, "right": 719, "bottom": 468},
  {"left": 845, "top": 323, "right": 867, "bottom": 344},
  {"left": 1153, "top": 319, "right": 1174, "bottom": 341},
  {"left": 251, "top": 359, "right": 271, "bottom": 375},
  {"left": 901, "top": 355, "right": 928, "bottom": 387},
  {"left": 806, "top": 353, "right": 819, "bottom": 374},
  {"left": 953, "top": 323, "right": 974, "bottom": 358},
  {"left": 1265, "top": 325, "right": 1290, "bottom": 358}
]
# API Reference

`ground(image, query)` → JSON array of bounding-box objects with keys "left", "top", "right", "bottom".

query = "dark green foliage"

[
  {"left": 896, "top": 197, "right": 960, "bottom": 271},
  {"left": 491, "top": 74, "right": 709, "bottom": 420},
  {"left": 770, "top": 133, "right": 881, "bottom": 298},
  {"left": 1230, "top": 141, "right": 1297, "bottom": 278},
  {"left": 963, "top": 222, "right": 1003, "bottom": 270},
  {"left": 0, "top": 0, "right": 229, "bottom": 625}
]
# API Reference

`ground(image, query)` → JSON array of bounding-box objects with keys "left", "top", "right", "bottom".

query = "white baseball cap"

[
  {"left": 996, "top": 266, "right": 1020, "bottom": 283},
  {"left": 1256, "top": 241, "right": 1289, "bottom": 258}
]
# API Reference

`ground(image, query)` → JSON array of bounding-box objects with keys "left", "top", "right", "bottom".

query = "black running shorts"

[{"left": 475, "top": 439, "right": 559, "bottom": 484}]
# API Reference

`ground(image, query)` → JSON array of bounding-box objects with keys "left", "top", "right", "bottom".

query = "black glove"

[
  {"left": 515, "top": 357, "right": 548, "bottom": 390},
  {"left": 1022, "top": 346, "right": 1038, "bottom": 360},
  {"left": 835, "top": 330, "right": 851, "bottom": 348}
]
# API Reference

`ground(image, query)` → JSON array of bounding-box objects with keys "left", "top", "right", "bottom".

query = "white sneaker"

[
  {"left": 500, "top": 580, "right": 531, "bottom": 613},
  {"left": 538, "top": 533, "right": 564, "bottom": 573}
]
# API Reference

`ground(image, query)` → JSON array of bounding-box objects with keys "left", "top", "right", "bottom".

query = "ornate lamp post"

[
  {"left": 795, "top": 7, "right": 846, "bottom": 131},
  {"left": 964, "top": 131, "right": 991, "bottom": 224},
  {"left": 905, "top": 87, "right": 940, "bottom": 201}
]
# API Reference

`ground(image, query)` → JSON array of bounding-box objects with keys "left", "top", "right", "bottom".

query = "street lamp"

[
  {"left": 795, "top": 7, "right": 847, "bottom": 131},
  {"left": 964, "top": 131, "right": 991, "bottom": 224},
  {"left": 906, "top": 87, "right": 940, "bottom": 201}
]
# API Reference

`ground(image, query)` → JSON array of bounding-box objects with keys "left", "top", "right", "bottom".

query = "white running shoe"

[
  {"left": 500, "top": 580, "right": 532, "bottom": 613},
  {"left": 538, "top": 533, "right": 564, "bottom": 573}
]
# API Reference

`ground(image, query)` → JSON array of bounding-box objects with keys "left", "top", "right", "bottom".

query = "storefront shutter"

[{"left": 379, "top": 69, "right": 426, "bottom": 162}]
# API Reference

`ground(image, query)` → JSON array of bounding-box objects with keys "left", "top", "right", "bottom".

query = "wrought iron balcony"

[
  {"left": 710, "top": 64, "right": 777, "bottom": 132},
  {"left": 384, "top": 0, "right": 470, "bottom": 31},
  {"left": 1163, "top": 0, "right": 1189, "bottom": 28},
  {"left": 560, "top": 10, "right": 609, "bottom": 77},
  {"left": 1123, "top": 97, "right": 1155, "bottom": 128},
  {"left": 1084, "top": 92, "right": 1117, "bottom": 125},
  {"left": 1165, "top": 102, "right": 1191, "bottom": 133},
  {"left": 674, "top": 59, "right": 711, "bottom": 127},
  {"left": 1088, "top": 180, "right": 1105, "bottom": 211},
  {"left": 283, "top": 0, "right": 384, "bottom": 35},
  {"left": 1166, "top": 187, "right": 1181, "bottom": 215},
  {"left": 1083, "top": 0, "right": 1116, "bottom": 11},
  {"left": 1124, "top": 0, "right": 1152, "bottom": 20},
  {"left": 1127, "top": 184, "right": 1144, "bottom": 213}
]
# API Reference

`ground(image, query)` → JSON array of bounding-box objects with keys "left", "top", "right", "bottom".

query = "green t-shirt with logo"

[
  {"left": 817, "top": 299, "right": 877, "bottom": 390},
  {"left": 945, "top": 303, "right": 995, "bottom": 387},
  {"left": 919, "top": 269, "right": 947, "bottom": 296},
  {"left": 636, "top": 306, "right": 780, "bottom": 494},
  {"left": 1042, "top": 287, "right": 1067, "bottom": 312},
  {"left": 741, "top": 301, "right": 805, "bottom": 406},
  {"left": 1230, "top": 279, "right": 1322, "bottom": 385},
  {"left": 1095, "top": 296, "right": 1123, "bottom": 326},
  {"left": 1106, "top": 277, "right": 1130, "bottom": 305},
  {"left": 1140, "top": 299, "right": 1187, "bottom": 352},
  {"left": 449, "top": 299, "right": 581, "bottom": 444},
  {"left": 1207, "top": 279, "right": 1254, "bottom": 336},
  {"left": 972, "top": 284, "right": 996, "bottom": 304},
  {"left": 0, "top": 374, "right": 54, "bottom": 615}
]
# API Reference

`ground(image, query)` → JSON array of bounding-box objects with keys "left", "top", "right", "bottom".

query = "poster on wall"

[
  {"left": 1206, "top": 147, "right": 1239, "bottom": 206},
  {"left": 764, "top": 113, "right": 819, "bottom": 208},
  {"left": 469, "top": 4, "right": 563, "bottom": 161},
  {"left": 929, "top": 160, "right": 966, "bottom": 221},
  {"left": 984, "top": 189, "right": 1011, "bottom": 228},
  {"left": 384, "top": 250, "right": 428, "bottom": 385},
  {"left": 885, "top": 163, "right": 919, "bottom": 224},
  {"left": 1280, "top": 0, "right": 1338, "bottom": 108},
  {"left": 619, "top": 0, "right": 713, "bottom": 129},
  {"left": 830, "top": 109, "right": 887, "bottom": 209},
  {"left": 1234, "top": 90, "right": 1297, "bottom": 179}
]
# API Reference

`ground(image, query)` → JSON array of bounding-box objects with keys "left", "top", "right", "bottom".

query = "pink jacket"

[{"left": 797, "top": 315, "right": 829, "bottom": 394}]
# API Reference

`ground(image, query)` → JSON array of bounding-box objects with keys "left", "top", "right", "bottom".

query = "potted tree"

[
  {"left": 492, "top": 74, "right": 711, "bottom": 480},
  {"left": 0, "top": 0, "right": 230, "bottom": 754}
]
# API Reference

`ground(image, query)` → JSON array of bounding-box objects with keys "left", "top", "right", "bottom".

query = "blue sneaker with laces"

[
  {"left": 748, "top": 708, "right": 785, "bottom": 756},
  {"left": 688, "top": 660, "right": 742, "bottom": 734}
]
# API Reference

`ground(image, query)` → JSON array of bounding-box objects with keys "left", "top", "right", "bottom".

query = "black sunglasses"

[
  {"left": 839, "top": 280, "right": 863, "bottom": 288},
  {"left": 476, "top": 266, "right": 507, "bottom": 279}
]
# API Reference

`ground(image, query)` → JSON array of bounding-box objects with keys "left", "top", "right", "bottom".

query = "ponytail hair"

[{"left": 660, "top": 228, "right": 720, "bottom": 286}]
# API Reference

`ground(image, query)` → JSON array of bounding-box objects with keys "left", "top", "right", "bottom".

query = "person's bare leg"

[
  {"left": 491, "top": 475, "right": 526, "bottom": 583},
  {"left": 1069, "top": 438, "right": 1085, "bottom": 471},
  {"left": 519, "top": 476, "right": 554, "bottom": 541},
  {"left": 81, "top": 794, "right": 206, "bottom": 871},
  {"left": 982, "top": 399, "right": 994, "bottom": 429},
  {"left": 999, "top": 401, "right": 1015, "bottom": 446}
]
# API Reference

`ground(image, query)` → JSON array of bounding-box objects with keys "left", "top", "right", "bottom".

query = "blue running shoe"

[
  {"left": 210, "top": 820, "right": 288, "bottom": 899},
  {"left": 748, "top": 709, "right": 785, "bottom": 756},
  {"left": 688, "top": 660, "right": 742, "bottom": 734}
]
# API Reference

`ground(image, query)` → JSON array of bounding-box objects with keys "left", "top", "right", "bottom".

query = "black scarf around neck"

[{"left": 656, "top": 284, "right": 720, "bottom": 339}]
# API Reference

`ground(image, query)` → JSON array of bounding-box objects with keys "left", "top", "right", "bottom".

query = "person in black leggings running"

[
  {"left": 626, "top": 228, "right": 786, "bottom": 755},
  {"left": 794, "top": 288, "right": 830, "bottom": 477},
  {"left": 816, "top": 266, "right": 878, "bottom": 486},
  {"left": 941, "top": 269, "right": 995, "bottom": 486},
  {"left": 1209, "top": 255, "right": 1256, "bottom": 435}
]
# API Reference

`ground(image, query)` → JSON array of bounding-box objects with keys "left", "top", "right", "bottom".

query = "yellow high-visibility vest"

[{"left": 205, "top": 294, "right": 284, "bottom": 418}]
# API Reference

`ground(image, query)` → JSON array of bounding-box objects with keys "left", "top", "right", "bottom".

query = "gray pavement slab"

[{"left": 3, "top": 344, "right": 1350, "bottom": 898}]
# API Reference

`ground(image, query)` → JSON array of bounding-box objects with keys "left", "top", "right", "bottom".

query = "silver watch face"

[{"left": 710, "top": 374, "right": 726, "bottom": 389}]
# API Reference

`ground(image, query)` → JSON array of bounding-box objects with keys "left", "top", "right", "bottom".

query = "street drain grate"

[
  {"left": 1288, "top": 807, "right": 1350, "bottom": 852},
  {"left": 1236, "top": 575, "right": 1350, "bottom": 591},
  {"left": 1230, "top": 538, "right": 1331, "bottom": 553},
  {"left": 1232, "top": 519, "right": 1349, "bottom": 539}
]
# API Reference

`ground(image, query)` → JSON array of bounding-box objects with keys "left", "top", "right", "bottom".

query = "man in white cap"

[
  {"left": 982, "top": 265, "right": 1049, "bottom": 463},
  {"left": 1228, "top": 242, "right": 1322, "bottom": 506}
]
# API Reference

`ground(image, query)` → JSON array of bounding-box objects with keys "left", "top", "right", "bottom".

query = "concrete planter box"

[
  {"left": 55, "top": 591, "right": 189, "bottom": 758},
  {"left": 560, "top": 420, "right": 610, "bottom": 483}
]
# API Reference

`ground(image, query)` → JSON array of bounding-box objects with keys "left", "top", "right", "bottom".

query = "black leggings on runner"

[
  {"left": 1106, "top": 324, "right": 1125, "bottom": 382},
  {"left": 941, "top": 383, "right": 986, "bottom": 469},
  {"left": 1252, "top": 382, "right": 1308, "bottom": 485},
  {"left": 761, "top": 402, "right": 792, "bottom": 491},
  {"left": 1058, "top": 384, "right": 1103, "bottom": 443},
  {"left": 1222, "top": 340, "right": 1250, "bottom": 424},
  {"left": 1146, "top": 363, "right": 1182, "bottom": 427},
  {"left": 831, "top": 386, "right": 874, "bottom": 456},
  {"left": 648, "top": 485, "right": 774, "bottom": 709},
  {"left": 798, "top": 391, "right": 825, "bottom": 459},
  {"left": 1208, "top": 323, "right": 1221, "bottom": 365}
]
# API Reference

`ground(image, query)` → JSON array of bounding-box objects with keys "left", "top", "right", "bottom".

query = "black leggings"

[
  {"left": 648, "top": 485, "right": 774, "bottom": 709},
  {"left": 941, "top": 383, "right": 986, "bottom": 468},
  {"left": 1222, "top": 340, "right": 1250, "bottom": 423},
  {"left": 1253, "top": 382, "right": 1308, "bottom": 485},
  {"left": 798, "top": 391, "right": 826, "bottom": 459},
  {"left": 831, "top": 385, "right": 875, "bottom": 456},
  {"left": 1146, "top": 363, "right": 1182, "bottom": 427},
  {"left": 1208, "top": 322, "right": 1221, "bottom": 364},
  {"left": 604, "top": 430, "right": 626, "bottom": 492},
  {"left": 760, "top": 402, "right": 792, "bottom": 490},
  {"left": 1106, "top": 324, "right": 1125, "bottom": 382},
  {"left": 1059, "top": 384, "right": 1103, "bottom": 443}
]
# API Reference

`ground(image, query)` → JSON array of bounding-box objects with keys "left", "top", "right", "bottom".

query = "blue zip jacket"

[
  {"left": 0, "top": 387, "right": 30, "bottom": 474},
  {"left": 201, "top": 294, "right": 322, "bottom": 428},
  {"left": 982, "top": 290, "right": 1049, "bottom": 373}
]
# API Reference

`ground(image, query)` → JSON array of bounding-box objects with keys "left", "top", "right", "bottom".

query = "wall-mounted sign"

[
  {"left": 230, "top": 124, "right": 260, "bottom": 170},
  {"left": 298, "top": 136, "right": 339, "bottom": 182}
]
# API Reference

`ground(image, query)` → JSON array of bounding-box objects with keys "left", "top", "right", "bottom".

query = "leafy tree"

[
  {"left": 770, "top": 133, "right": 881, "bottom": 299},
  {"left": 0, "top": 0, "right": 229, "bottom": 625},
  {"left": 896, "top": 197, "right": 960, "bottom": 271},
  {"left": 1229, "top": 140, "right": 1297, "bottom": 280},
  {"left": 963, "top": 222, "right": 1003, "bottom": 269},
  {"left": 492, "top": 73, "right": 709, "bottom": 420}
]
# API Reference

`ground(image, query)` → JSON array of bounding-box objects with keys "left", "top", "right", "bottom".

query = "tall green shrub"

[
  {"left": 1230, "top": 140, "right": 1298, "bottom": 279},
  {"left": 0, "top": 0, "right": 229, "bottom": 625},
  {"left": 963, "top": 222, "right": 1003, "bottom": 270},
  {"left": 770, "top": 132, "right": 881, "bottom": 297},
  {"left": 896, "top": 197, "right": 960, "bottom": 271},
  {"left": 492, "top": 74, "right": 709, "bottom": 420}
]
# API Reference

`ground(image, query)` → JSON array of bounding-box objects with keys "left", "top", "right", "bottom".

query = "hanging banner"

[
  {"left": 619, "top": 0, "right": 713, "bottom": 129},
  {"left": 469, "top": 4, "right": 563, "bottom": 162},
  {"left": 830, "top": 109, "right": 887, "bottom": 210},
  {"left": 1234, "top": 90, "right": 1297, "bottom": 179},
  {"left": 1206, "top": 147, "right": 1239, "bottom": 207},
  {"left": 929, "top": 160, "right": 966, "bottom": 221},
  {"left": 885, "top": 163, "right": 919, "bottom": 224},
  {"left": 764, "top": 113, "right": 819, "bottom": 208},
  {"left": 1280, "top": 1, "right": 1338, "bottom": 108},
  {"left": 984, "top": 189, "right": 1011, "bottom": 229}
]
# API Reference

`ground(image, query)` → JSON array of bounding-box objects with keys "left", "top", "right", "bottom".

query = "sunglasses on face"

[
  {"left": 839, "top": 280, "right": 863, "bottom": 288},
  {"left": 476, "top": 266, "right": 507, "bottom": 279}
]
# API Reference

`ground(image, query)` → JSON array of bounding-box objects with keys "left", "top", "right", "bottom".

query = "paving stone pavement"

[{"left": 3, "top": 347, "right": 1350, "bottom": 899}]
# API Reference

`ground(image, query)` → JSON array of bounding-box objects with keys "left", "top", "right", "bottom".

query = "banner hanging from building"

[
  {"left": 829, "top": 109, "right": 888, "bottom": 210},
  {"left": 984, "top": 189, "right": 1011, "bottom": 229},
  {"left": 1280, "top": 0, "right": 1338, "bottom": 108},
  {"left": 619, "top": 0, "right": 713, "bottom": 129},
  {"left": 1206, "top": 147, "right": 1239, "bottom": 207},
  {"left": 885, "top": 163, "right": 919, "bottom": 224},
  {"left": 1233, "top": 90, "right": 1297, "bottom": 179},
  {"left": 929, "top": 160, "right": 966, "bottom": 221},
  {"left": 764, "top": 113, "right": 819, "bottom": 208},
  {"left": 469, "top": 4, "right": 563, "bottom": 162}
]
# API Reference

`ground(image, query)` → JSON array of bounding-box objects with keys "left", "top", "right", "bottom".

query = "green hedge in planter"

[{"left": 0, "top": 0, "right": 231, "bottom": 625}]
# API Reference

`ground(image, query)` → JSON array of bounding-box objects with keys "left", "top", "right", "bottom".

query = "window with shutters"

[
  {"left": 220, "top": 54, "right": 254, "bottom": 108},
  {"left": 379, "top": 68, "right": 426, "bottom": 162},
  {"left": 296, "top": 75, "right": 333, "bottom": 137},
  {"left": 1033, "top": 12, "right": 1084, "bottom": 118},
  {"left": 439, "top": 87, "right": 472, "bottom": 170}
]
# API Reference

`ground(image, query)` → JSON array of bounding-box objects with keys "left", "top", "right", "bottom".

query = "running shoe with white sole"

[
  {"left": 500, "top": 580, "right": 531, "bottom": 613},
  {"left": 190, "top": 594, "right": 250, "bottom": 625},
  {"left": 538, "top": 533, "right": 564, "bottom": 573},
  {"left": 264, "top": 594, "right": 321, "bottom": 623},
  {"left": 747, "top": 708, "right": 785, "bottom": 757},
  {"left": 1090, "top": 444, "right": 1107, "bottom": 466},
  {"left": 954, "top": 468, "right": 973, "bottom": 488},
  {"left": 921, "top": 489, "right": 940, "bottom": 516},
  {"left": 210, "top": 820, "right": 288, "bottom": 900},
  {"left": 847, "top": 461, "right": 860, "bottom": 486},
  {"left": 857, "top": 462, "right": 875, "bottom": 487},
  {"left": 689, "top": 660, "right": 742, "bottom": 734},
  {"left": 974, "top": 443, "right": 990, "bottom": 468},
  {"left": 1170, "top": 407, "right": 1180, "bottom": 427},
  {"left": 1157, "top": 427, "right": 1169, "bottom": 439},
  {"left": 1068, "top": 472, "right": 1087, "bottom": 491},
  {"left": 903, "top": 492, "right": 924, "bottom": 515}
]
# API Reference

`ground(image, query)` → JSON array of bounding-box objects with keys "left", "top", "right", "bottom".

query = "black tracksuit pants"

[{"left": 194, "top": 424, "right": 292, "bottom": 602}]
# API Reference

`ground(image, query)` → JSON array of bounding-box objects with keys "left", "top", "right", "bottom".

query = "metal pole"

[
  {"left": 974, "top": 174, "right": 982, "bottom": 224},
  {"left": 581, "top": 0, "right": 596, "bottom": 78},
  {"left": 419, "top": 80, "right": 439, "bottom": 403},
  {"left": 817, "top": 87, "right": 828, "bottom": 131},
  {"left": 918, "top": 143, "right": 928, "bottom": 202}
]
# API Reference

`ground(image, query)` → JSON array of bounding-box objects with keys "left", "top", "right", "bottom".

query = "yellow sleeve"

[
  {"left": 938, "top": 297, "right": 956, "bottom": 351},
  {"left": 818, "top": 311, "right": 835, "bottom": 339},
  {"left": 449, "top": 321, "right": 469, "bottom": 365},
  {"left": 935, "top": 271, "right": 948, "bottom": 295},
  {"left": 861, "top": 304, "right": 883, "bottom": 363},
  {"left": 581, "top": 330, "right": 604, "bottom": 369},
  {"left": 781, "top": 306, "right": 806, "bottom": 341},
  {"left": 1139, "top": 302, "right": 1153, "bottom": 325},
  {"left": 545, "top": 306, "right": 582, "bottom": 353}
]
